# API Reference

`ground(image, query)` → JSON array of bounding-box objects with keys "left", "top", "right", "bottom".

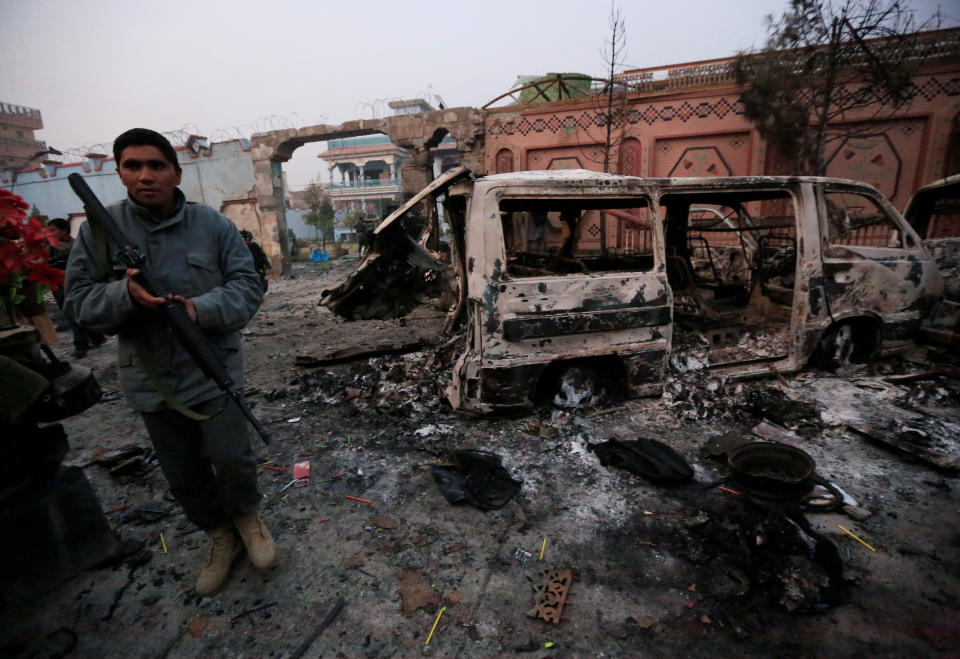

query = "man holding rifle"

[{"left": 64, "top": 128, "right": 275, "bottom": 596}]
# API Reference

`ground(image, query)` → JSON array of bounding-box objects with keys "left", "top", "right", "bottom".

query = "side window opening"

[
  {"left": 499, "top": 197, "right": 655, "bottom": 277},
  {"left": 661, "top": 189, "right": 798, "bottom": 363},
  {"left": 825, "top": 191, "right": 906, "bottom": 248},
  {"left": 924, "top": 193, "right": 960, "bottom": 239}
]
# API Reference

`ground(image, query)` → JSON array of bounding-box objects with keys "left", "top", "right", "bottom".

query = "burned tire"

[
  {"left": 536, "top": 357, "right": 628, "bottom": 409},
  {"left": 814, "top": 320, "right": 876, "bottom": 369},
  {"left": 551, "top": 365, "right": 602, "bottom": 409}
]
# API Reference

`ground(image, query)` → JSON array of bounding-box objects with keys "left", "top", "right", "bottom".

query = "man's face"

[
  {"left": 116, "top": 145, "right": 182, "bottom": 214},
  {"left": 51, "top": 226, "right": 71, "bottom": 242}
]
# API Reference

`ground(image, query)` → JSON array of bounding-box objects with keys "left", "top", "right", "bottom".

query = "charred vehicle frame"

[{"left": 323, "top": 168, "right": 943, "bottom": 414}]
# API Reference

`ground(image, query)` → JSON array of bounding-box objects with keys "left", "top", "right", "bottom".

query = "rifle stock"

[{"left": 67, "top": 173, "right": 272, "bottom": 445}]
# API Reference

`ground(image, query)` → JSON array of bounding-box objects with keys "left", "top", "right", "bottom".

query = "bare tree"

[
  {"left": 734, "top": 0, "right": 942, "bottom": 175},
  {"left": 577, "top": 2, "right": 631, "bottom": 253},
  {"left": 576, "top": 3, "right": 631, "bottom": 174},
  {"left": 601, "top": 3, "right": 628, "bottom": 175}
]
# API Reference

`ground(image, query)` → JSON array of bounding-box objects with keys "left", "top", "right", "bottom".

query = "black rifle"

[{"left": 67, "top": 173, "right": 272, "bottom": 445}]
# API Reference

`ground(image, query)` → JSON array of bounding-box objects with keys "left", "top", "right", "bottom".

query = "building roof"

[{"left": 319, "top": 143, "right": 410, "bottom": 160}]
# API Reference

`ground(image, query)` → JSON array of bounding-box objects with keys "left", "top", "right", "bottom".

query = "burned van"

[{"left": 323, "top": 168, "right": 943, "bottom": 414}]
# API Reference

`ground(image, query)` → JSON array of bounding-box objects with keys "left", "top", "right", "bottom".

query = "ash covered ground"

[{"left": 3, "top": 258, "right": 959, "bottom": 657}]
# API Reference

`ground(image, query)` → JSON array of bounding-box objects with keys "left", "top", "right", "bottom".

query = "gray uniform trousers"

[{"left": 141, "top": 394, "right": 260, "bottom": 531}]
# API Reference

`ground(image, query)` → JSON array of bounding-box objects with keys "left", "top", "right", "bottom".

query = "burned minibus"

[{"left": 322, "top": 168, "right": 943, "bottom": 414}]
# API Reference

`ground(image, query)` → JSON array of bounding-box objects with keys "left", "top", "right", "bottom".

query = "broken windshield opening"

[{"left": 499, "top": 197, "right": 655, "bottom": 277}]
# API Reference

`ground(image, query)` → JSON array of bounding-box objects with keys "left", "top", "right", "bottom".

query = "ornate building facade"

[{"left": 484, "top": 28, "right": 960, "bottom": 212}]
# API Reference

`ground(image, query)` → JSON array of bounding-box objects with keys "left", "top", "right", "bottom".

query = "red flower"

[{"left": 0, "top": 189, "right": 63, "bottom": 305}]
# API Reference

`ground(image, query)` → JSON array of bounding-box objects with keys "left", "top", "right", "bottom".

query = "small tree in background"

[
  {"left": 318, "top": 197, "right": 335, "bottom": 242},
  {"left": 302, "top": 181, "right": 334, "bottom": 249},
  {"left": 734, "top": 0, "right": 941, "bottom": 175}
]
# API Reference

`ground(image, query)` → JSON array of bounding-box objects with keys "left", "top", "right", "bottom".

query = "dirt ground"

[{"left": 3, "top": 257, "right": 959, "bottom": 657}]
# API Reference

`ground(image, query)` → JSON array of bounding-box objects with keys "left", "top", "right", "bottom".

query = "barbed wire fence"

[
  {"left": 55, "top": 113, "right": 314, "bottom": 162},
  {"left": 54, "top": 84, "right": 446, "bottom": 161}
]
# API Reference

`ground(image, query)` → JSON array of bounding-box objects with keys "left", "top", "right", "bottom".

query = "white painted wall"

[{"left": 0, "top": 139, "right": 256, "bottom": 224}]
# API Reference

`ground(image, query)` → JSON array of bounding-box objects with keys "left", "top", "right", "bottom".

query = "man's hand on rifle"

[{"left": 126, "top": 268, "right": 198, "bottom": 322}]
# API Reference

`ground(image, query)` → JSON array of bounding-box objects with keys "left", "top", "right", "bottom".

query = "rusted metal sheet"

[{"left": 372, "top": 166, "right": 471, "bottom": 236}]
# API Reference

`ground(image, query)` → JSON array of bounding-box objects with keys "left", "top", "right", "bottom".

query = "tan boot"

[
  {"left": 195, "top": 526, "right": 241, "bottom": 596},
  {"left": 234, "top": 513, "right": 276, "bottom": 570}
]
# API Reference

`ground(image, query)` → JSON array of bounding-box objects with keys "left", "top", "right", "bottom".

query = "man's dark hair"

[
  {"left": 112, "top": 128, "right": 181, "bottom": 172},
  {"left": 48, "top": 217, "right": 70, "bottom": 231}
]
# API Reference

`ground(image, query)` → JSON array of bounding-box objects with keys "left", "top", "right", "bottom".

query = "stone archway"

[{"left": 250, "top": 106, "right": 485, "bottom": 275}]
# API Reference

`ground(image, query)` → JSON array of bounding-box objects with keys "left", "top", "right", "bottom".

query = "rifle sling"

[{"left": 132, "top": 337, "right": 211, "bottom": 422}]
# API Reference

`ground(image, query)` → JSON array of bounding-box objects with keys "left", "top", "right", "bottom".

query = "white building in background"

[
  {"left": 319, "top": 99, "right": 462, "bottom": 223},
  {"left": 0, "top": 138, "right": 259, "bottom": 237}
]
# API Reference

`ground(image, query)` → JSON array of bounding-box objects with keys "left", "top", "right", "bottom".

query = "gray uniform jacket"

[{"left": 64, "top": 190, "right": 263, "bottom": 412}]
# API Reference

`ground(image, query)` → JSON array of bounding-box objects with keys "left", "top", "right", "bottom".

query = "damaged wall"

[
  {"left": 250, "top": 106, "right": 485, "bottom": 276},
  {"left": 0, "top": 139, "right": 257, "bottom": 226}
]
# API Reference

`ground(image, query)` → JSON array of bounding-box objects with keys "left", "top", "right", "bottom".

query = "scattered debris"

[
  {"left": 186, "top": 616, "right": 209, "bottom": 638},
  {"left": 397, "top": 569, "right": 439, "bottom": 617},
  {"left": 289, "top": 597, "right": 345, "bottom": 659},
  {"left": 431, "top": 450, "right": 522, "bottom": 510},
  {"left": 806, "top": 378, "right": 960, "bottom": 471},
  {"left": 528, "top": 568, "right": 574, "bottom": 624},
  {"left": 591, "top": 438, "right": 694, "bottom": 484},
  {"left": 837, "top": 525, "right": 878, "bottom": 552},
  {"left": 513, "top": 546, "right": 533, "bottom": 566},
  {"left": 294, "top": 340, "right": 428, "bottom": 367},
  {"left": 750, "top": 420, "right": 802, "bottom": 446},
  {"left": 634, "top": 615, "right": 658, "bottom": 630},
  {"left": 424, "top": 605, "right": 446, "bottom": 646},
  {"left": 92, "top": 444, "right": 156, "bottom": 477},
  {"left": 369, "top": 514, "right": 399, "bottom": 529},
  {"left": 120, "top": 505, "right": 170, "bottom": 524},
  {"left": 744, "top": 388, "right": 818, "bottom": 427},
  {"left": 728, "top": 442, "right": 842, "bottom": 510},
  {"left": 279, "top": 479, "right": 306, "bottom": 493},
  {"left": 293, "top": 461, "right": 310, "bottom": 481},
  {"left": 229, "top": 602, "right": 277, "bottom": 623}
]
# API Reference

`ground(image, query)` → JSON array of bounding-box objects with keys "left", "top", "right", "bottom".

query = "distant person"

[
  {"left": 47, "top": 218, "right": 106, "bottom": 358},
  {"left": 355, "top": 217, "right": 375, "bottom": 257},
  {"left": 240, "top": 229, "right": 270, "bottom": 292},
  {"left": 64, "top": 128, "right": 273, "bottom": 597}
]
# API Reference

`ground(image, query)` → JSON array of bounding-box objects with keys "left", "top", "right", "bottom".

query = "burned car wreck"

[{"left": 322, "top": 168, "right": 943, "bottom": 414}]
